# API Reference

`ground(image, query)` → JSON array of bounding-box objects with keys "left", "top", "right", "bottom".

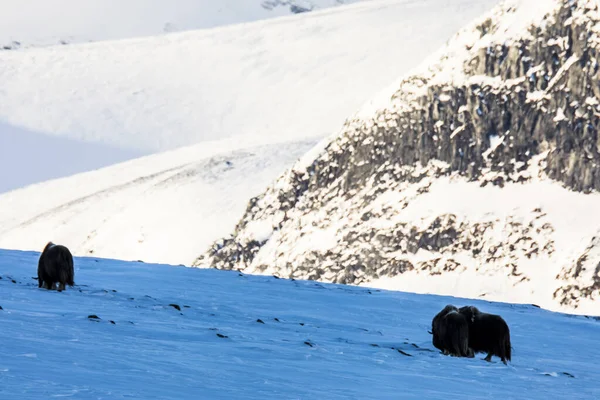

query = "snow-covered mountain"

[
  {"left": 0, "top": 0, "right": 362, "bottom": 49},
  {"left": 197, "top": 0, "right": 600, "bottom": 317},
  {"left": 0, "top": 0, "right": 501, "bottom": 154},
  {"left": 1, "top": 247, "right": 598, "bottom": 398},
  {"left": 0, "top": 0, "right": 501, "bottom": 264}
]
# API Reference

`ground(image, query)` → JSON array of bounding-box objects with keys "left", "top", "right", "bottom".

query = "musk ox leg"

[
  {"left": 38, "top": 264, "right": 46, "bottom": 288},
  {"left": 466, "top": 348, "right": 475, "bottom": 358},
  {"left": 57, "top": 282, "right": 66, "bottom": 292},
  {"left": 484, "top": 353, "right": 493, "bottom": 362}
]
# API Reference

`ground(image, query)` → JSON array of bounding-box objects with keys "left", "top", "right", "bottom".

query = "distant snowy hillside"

[
  {"left": 1, "top": 248, "right": 599, "bottom": 399},
  {"left": 0, "top": 136, "right": 317, "bottom": 266},
  {"left": 0, "top": 0, "right": 501, "bottom": 153},
  {"left": 0, "top": 0, "right": 362, "bottom": 48},
  {"left": 198, "top": 0, "right": 600, "bottom": 317},
  {"left": 0, "top": 0, "right": 367, "bottom": 193}
]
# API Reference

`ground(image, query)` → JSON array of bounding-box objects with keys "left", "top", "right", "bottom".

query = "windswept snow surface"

[
  {"left": 0, "top": 122, "right": 142, "bottom": 193},
  {"left": 0, "top": 0, "right": 501, "bottom": 153},
  {"left": 0, "top": 0, "right": 362, "bottom": 48},
  {"left": 0, "top": 136, "right": 318, "bottom": 265},
  {"left": 0, "top": 248, "right": 599, "bottom": 399}
]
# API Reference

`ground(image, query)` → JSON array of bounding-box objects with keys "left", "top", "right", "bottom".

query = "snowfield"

[
  {"left": 0, "top": 248, "right": 598, "bottom": 399},
  {"left": 0, "top": 0, "right": 501, "bottom": 153},
  {"left": 0, "top": 0, "right": 362, "bottom": 48}
]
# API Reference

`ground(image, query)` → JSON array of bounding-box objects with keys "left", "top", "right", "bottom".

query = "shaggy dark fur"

[
  {"left": 37, "top": 242, "right": 75, "bottom": 291},
  {"left": 431, "top": 305, "right": 473, "bottom": 358},
  {"left": 458, "top": 305, "right": 512, "bottom": 364}
]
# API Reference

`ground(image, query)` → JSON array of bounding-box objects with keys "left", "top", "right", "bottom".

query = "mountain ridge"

[
  {"left": 0, "top": 0, "right": 363, "bottom": 49},
  {"left": 197, "top": 0, "right": 600, "bottom": 316}
]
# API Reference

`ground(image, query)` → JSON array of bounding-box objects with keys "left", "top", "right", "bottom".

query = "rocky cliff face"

[{"left": 195, "top": 0, "right": 600, "bottom": 315}]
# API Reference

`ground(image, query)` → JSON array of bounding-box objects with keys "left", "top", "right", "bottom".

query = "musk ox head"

[{"left": 432, "top": 304, "right": 473, "bottom": 358}]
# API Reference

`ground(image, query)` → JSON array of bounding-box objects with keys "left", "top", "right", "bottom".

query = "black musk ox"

[
  {"left": 431, "top": 305, "right": 474, "bottom": 358},
  {"left": 458, "top": 305, "right": 512, "bottom": 364},
  {"left": 38, "top": 242, "right": 75, "bottom": 291}
]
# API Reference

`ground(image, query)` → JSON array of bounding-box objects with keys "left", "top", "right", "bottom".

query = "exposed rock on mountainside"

[{"left": 195, "top": 0, "right": 600, "bottom": 315}]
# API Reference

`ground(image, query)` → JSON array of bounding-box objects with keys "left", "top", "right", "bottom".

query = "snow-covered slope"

[
  {"left": 0, "top": 0, "right": 501, "bottom": 153},
  {"left": 0, "top": 136, "right": 318, "bottom": 266},
  {"left": 198, "top": 0, "right": 600, "bottom": 316},
  {"left": 1, "top": 248, "right": 598, "bottom": 399},
  {"left": 0, "top": 0, "right": 362, "bottom": 48}
]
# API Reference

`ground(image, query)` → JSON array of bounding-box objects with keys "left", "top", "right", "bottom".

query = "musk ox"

[
  {"left": 38, "top": 242, "right": 75, "bottom": 291},
  {"left": 431, "top": 304, "right": 474, "bottom": 358},
  {"left": 458, "top": 305, "right": 511, "bottom": 364}
]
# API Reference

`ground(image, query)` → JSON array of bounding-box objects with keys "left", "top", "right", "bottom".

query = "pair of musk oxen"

[
  {"left": 37, "top": 241, "right": 75, "bottom": 291},
  {"left": 432, "top": 304, "right": 512, "bottom": 364}
]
